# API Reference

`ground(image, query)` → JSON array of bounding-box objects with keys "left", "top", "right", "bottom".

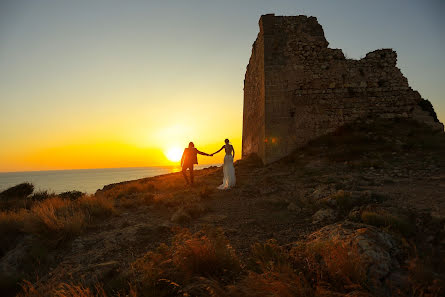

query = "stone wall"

[{"left": 242, "top": 14, "right": 443, "bottom": 164}]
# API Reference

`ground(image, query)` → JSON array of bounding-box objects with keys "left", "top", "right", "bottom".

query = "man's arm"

[{"left": 196, "top": 149, "right": 209, "bottom": 156}]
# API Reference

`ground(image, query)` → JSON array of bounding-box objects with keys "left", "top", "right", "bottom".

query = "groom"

[{"left": 181, "top": 142, "right": 212, "bottom": 185}]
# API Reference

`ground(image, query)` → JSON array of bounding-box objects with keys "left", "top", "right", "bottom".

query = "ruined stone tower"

[{"left": 242, "top": 14, "right": 443, "bottom": 164}]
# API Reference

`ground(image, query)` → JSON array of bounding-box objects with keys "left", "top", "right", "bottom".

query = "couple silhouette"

[{"left": 180, "top": 139, "right": 236, "bottom": 189}]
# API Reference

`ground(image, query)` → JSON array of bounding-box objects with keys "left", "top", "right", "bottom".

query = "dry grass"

[
  {"left": 15, "top": 231, "right": 373, "bottom": 297},
  {"left": 0, "top": 209, "right": 25, "bottom": 236},
  {"left": 24, "top": 197, "right": 87, "bottom": 240},
  {"left": 406, "top": 256, "right": 444, "bottom": 297},
  {"left": 0, "top": 195, "right": 115, "bottom": 244},
  {"left": 306, "top": 241, "right": 367, "bottom": 287},
  {"left": 17, "top": 281, "right": 137, "bottom": 297},
  {"left": 130, "top": 228, "right": 241, "bottom": 296},
  {"left": 361, "top": 210, "right": 415, "bottom": 237},
  {"left": 229, "top": 271, "right": 313, "bottom": 297}
]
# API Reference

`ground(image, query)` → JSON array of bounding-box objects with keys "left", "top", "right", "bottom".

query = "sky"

[{"left": 0, "top": 0, "right": 444, "bottom": 172}]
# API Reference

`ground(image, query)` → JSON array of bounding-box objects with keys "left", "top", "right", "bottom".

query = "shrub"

[
  {"left": 251, "top": 239, "right": 292, "bottom": 273},
  {"left": 130, "top": 228, "right": 241, "bottom": 296},
  {"left": 118, "top": 193, "right": 154, "bottom": 209},
  {"left": 30, "top": 190, "right": 55, "bottom": 202},
  {"left": 59, "top": 191, "right": 84, "bottom": 201},
  {"left": 229, "top": 270, "right": 313, "bottom": 297},
  {"left": 78, "top": 195, "right": 115, "bottom": 218},
  {"left": 0, "top": 209, "right": 25, "bottom": 236},
  {"left": 171, "top": 228, "right": 241, "bottom": 279},
  {"left": 0, "top": 183, "right": 35, "bottom": 210},
  {"left": 407, "top": 256, "right": 445, "bottom": 297},
  {"left": 333, "top": 190, "right": 354, "bottom": 212},
  {"left": 17, "top": 281, "right": 133, "bottom": 297},
  {"left": 289, "top": 240, "right": 367, "bottom": 291},
  {"left": 361, "top": 211, "right": 415, "bottom": 237},
  {"left": 0, "top": 183, "right": 34, "bottom": 200},
  {"left": 0, "top": 209, "right": 27, "bottom": 257},
  {"left": 99, "top": 181, "right": 156, "bottom": 200},
  {"left": 24, "top": 197, "right": 87, "bottom": 241}
]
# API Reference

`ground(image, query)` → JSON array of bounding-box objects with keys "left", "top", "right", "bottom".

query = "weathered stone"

[
  {"left": 312, "top": 208, "right": 337, "bottom": 224},
  {"left": 308, "top": 222, "right": 400, "bottom": 295},
  {"left": 287, "top": 202, "right": 301, "bottom": 212},
  {"left": 170, "top": 208, "right": 191, "bottom": 224},
  {"left": 242, "top": 14, "right": 444, "bottom": 164}
]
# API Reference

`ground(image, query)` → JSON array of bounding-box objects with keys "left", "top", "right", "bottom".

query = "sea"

[{"left": 0, "top": 165, "right": 218, "bottom": 194}]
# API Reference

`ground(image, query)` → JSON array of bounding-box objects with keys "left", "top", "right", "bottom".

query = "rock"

[
  {"left": 348, "top": 207, "right": 362, "bottom": 222},
  {"left": 90, "top": 261, "right": 119, "bottom": 268},
  {"left": 312, "top": 184, "right": 335, "bottom": 200},
  {"left": 199, "top": 214, "right": 227, "bottom": 223},
  {"left": 312, "top": 208, "right": 337, "bottom": 224},
  {"left": 170, "top": 208, "right": 191, "bottom": 224},
  {"left": 287, "top": 202, "right": 301, "bottom": 212},
  {"left": 308, "top": 222, "right": 399, "bottom": 295}
]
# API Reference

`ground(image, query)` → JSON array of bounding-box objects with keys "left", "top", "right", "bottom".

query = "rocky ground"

[{"left": 1, "top": 119, "right": 444, "bottom": 297}]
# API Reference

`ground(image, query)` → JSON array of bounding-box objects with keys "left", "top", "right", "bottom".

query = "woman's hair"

[
  {"left": 189, "top": 142, "right": 194, "bottom": 148},
  {"left": 225, "top": 139, "right": 229, "bottom": 143}
]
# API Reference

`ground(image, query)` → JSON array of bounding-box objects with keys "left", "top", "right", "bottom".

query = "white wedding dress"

[{"left": 218, "top": 150, "right": 236, "bottom": 190}]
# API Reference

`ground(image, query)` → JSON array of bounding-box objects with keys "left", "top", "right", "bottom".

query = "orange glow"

[{"left": 165, "top": 147, "right": 182, "bottom": 162}]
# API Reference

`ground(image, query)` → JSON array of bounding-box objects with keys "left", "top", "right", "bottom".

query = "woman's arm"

[
  {"left": 212, "top": 146, "right": 224, "bottom": 155},
  {"left": 232, "top": 146, "right": 235, "bottom": 158}
]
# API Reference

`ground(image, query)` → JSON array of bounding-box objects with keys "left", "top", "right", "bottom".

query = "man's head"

[
  {"left": 225, "top": 139, "right": 229, "bottom": 144},
  {"left": 188, "top": 142, "right": 194, "bottom": 148}
]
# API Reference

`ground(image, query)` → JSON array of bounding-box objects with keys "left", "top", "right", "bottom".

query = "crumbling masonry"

[{"left": 242, "top": 14, "right": 443, "bottom": 164}]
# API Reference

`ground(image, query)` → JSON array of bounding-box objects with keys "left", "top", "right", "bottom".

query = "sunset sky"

[{"left": 1, "top": 0, "right": 444, "bottom": 172}]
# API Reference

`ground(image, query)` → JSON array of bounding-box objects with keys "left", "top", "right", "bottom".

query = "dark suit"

[{"left": 181, "top": 147, "right": 207, "bottom": 184}]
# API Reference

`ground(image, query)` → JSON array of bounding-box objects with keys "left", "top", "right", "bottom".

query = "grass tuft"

[{"left": 361, "top": 211, "right": 415, "bottom": 237}]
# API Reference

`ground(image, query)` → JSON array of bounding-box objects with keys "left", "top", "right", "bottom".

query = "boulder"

[
  {"left": 170, "top": 208, "right": 191, "bottom": 224},
  {"left": 312, "top": 208, "right": 337, "bottom": 224},
  {"left": 307, "top": 222, "right": 400, "bottom": 295}
]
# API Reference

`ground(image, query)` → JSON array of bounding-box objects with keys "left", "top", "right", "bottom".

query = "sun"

[{"left": 165, "top": 147, "right": 183, "bottom": 162}]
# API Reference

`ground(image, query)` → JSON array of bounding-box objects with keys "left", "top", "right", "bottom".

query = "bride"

[{"left": 212, "top": 139, "right": 236, "bottom": 189}]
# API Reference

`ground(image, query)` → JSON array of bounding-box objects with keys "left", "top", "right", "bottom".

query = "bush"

[
  {"left": 361, "top": 211, "right": 415, "bottom": 237},
  {"left": 0, "top": 183, "right": 35, "bottom": 210},
  {"left": 17, "top": 281, "right": 132, "bottom": 297},
  {"left": 59, "top": 191, "right": 84, "bottom": 201},
  {"left": 229, "top": 270, "right": 313, "bottom": 297},
  {"left": 0, "top": 209, "right": 25, "bottom": 236},
  {"left": 171, "top": 228, "right": 241, "bottom": 279},
  {"left": 0, "top": 195, "right": 115, "bottom": 245},
  {"left": 333, "top": 190, "right": 354, "bottom": 212},
  {"left": 251, "top": 239, "right": 292, "bottom": 273},
  {"left": 24, "top": 197, "right": 87, "bottom": 241},
  {"left": 99, "top": 181, "right": 156, "bottom": 200},
  {"left": 0, "top": 183, "right": 34, "bottom": 200},
  {"left": 130, "top": 228, "right": 241, "bottom": 296},
  {"left": 30, "top": 190, "right": 55, "bottom": 202},
  {"left": 78, "top": 195, "right": 115, "bottom": 218}
]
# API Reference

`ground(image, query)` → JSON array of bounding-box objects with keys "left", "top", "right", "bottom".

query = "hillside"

[{"left": 1, "top": 118, "right": 444, "bottom": 297}]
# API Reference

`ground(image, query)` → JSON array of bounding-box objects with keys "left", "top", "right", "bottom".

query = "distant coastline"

[{"left": 0, "top": 165, "right": 219, "bottom": 194}]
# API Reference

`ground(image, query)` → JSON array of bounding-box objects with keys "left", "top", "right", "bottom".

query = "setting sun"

[{"left": 165, "top": 147, "right": 183, "bottom": 162}]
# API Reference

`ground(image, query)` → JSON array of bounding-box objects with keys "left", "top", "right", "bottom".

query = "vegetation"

[
  {"left": 361, "top": 210, "right": 415, "bottom": 237},
  {"left": 2, "top": 118, "right": 444, "bottom": 297}
]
